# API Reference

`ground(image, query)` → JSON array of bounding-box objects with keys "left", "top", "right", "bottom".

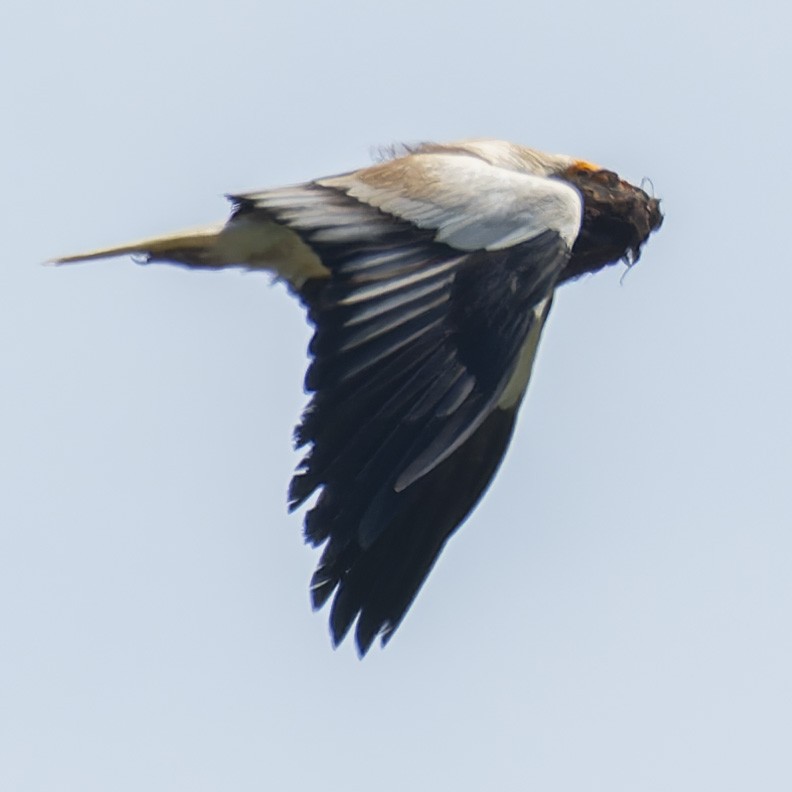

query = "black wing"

[{"left": 234, "top": 181, "right": 572, "bottom": 654}]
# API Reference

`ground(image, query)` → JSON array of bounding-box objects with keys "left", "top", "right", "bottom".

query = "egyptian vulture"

[{"left": 53, "top": 139, "right": 663, "bottom": 655}]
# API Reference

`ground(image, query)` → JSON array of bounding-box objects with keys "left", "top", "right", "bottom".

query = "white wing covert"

[{"left": 316, "top": 150, "right": 583, "bottom": 250}]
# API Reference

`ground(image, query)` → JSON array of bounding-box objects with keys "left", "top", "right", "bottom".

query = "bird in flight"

[{"left": 53, "top": 139, "right": 663, "bottom": 655}]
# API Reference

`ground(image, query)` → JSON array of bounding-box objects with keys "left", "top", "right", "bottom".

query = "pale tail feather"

[
  {"left": 49, "top": 216, "right": 329, "bottom": 289},
  {"left": 49, "top": 224, "right": 226, "bottom": 266}
]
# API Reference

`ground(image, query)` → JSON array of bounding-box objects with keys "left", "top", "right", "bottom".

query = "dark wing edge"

[{"left": 235, "top": 183, "right": 569, "bottom": 654}]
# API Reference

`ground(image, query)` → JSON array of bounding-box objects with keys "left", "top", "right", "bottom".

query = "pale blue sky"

[{"left": 3, "top": 1, "right": 792, "bottom": 790}]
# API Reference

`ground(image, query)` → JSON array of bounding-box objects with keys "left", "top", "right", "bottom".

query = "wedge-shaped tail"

[
  {"left": 51, "top": 224, "right": 225, "bottom": 265},
  {"left": 50, "top": 213, "right": 329, "bottom": 290}
]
